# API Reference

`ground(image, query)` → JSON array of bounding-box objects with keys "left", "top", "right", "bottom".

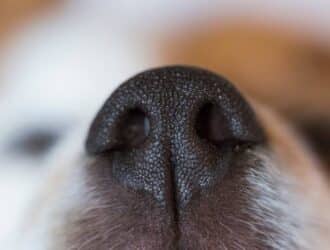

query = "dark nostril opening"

[
  {"left": 116, "top": 108, "right": 150, "bottom": 150},
  {"left": 195, "top": 102, "right": 232, "bottom": 146}
]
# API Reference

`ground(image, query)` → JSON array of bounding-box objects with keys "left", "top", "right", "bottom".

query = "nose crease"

[{"left": 86, "top": 66, "right": 265, "bottom": 210}]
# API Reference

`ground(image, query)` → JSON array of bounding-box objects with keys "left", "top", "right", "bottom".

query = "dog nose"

[{"left": 86, "top": 66, "right": 265, "bottom": 209}]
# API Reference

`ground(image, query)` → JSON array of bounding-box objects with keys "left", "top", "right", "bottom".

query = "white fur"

[
  {"left": 246, "top": 150, "right": 330, "bottom": 250},
  {"left": 0, "top": 2, "right": 157, "bottom": 246}
]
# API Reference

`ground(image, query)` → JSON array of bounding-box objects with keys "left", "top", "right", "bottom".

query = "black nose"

[{"left": 86, "top": 66, "right": 265, "bottom": 209}]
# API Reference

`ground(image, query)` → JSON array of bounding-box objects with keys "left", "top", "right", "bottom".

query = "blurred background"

[
  {"left": 0, "top": 0, "right": 329, "bottom": 247},
  {"left": 2, "top": 0, "right": 329, "bottom": 161}
]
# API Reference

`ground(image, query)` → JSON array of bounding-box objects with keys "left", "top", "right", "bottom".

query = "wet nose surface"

[{"left": 86, "top": 66, "right": 265, "bottom": 210}]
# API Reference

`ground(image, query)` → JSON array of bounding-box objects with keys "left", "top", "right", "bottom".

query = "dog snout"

[{"left": 86, "top": 66, "right": 265, "bottom": 210}]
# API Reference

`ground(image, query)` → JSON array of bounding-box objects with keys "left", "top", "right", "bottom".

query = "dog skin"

[{"left": 1, "top": 2, "right": 330, "bottom": 250}]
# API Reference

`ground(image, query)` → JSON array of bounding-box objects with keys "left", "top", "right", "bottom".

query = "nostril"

[
  {"left": 116, "top": 108, "right": 150, "bottom": 150},
  {"left": 86, "top": 106, "right": 150, "bottom": 155},
  {"left": 195, "top": 102, "right": 231, "bottom": 146},
  {"left": 195, "top": 100, "right": 264, "bottom": 148}
]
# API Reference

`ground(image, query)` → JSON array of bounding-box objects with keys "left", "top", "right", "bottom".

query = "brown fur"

[{"left": 64, "top": 152, "right": 271, "bottom": 250}]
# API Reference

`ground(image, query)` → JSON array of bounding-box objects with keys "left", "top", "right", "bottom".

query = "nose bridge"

[
  {"left": 168, "top": 100, "right": 217, "bottom": 207},
  {"left": 146, "top": 82, "right": 222, "bottom": 208}
]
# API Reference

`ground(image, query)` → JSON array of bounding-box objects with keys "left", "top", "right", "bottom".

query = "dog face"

[
  {"left": 19, "top": 66, "right": 329, "bottom": 250},
  {"left": 1, "top": 4, "right": 329, "bottom": 249}
]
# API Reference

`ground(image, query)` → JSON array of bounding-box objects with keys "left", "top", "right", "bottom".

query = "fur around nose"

[{"left": 86, "top": 66, "right": 265, "bottom": 209}]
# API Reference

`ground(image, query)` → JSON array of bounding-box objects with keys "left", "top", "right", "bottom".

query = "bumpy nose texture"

[{"left": 86, "top": 66, "right": 265, "bottom": 209}]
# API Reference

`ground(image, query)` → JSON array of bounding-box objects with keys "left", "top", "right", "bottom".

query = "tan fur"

[
  {"left": 254, "top": 101, "right": 330, "bottom": 248},
  {"left": 0, "top": 0, "right": 56, "bottom": 44},
  {"left": 257, "top": 102, "right": 330, "bottom": 205}
]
